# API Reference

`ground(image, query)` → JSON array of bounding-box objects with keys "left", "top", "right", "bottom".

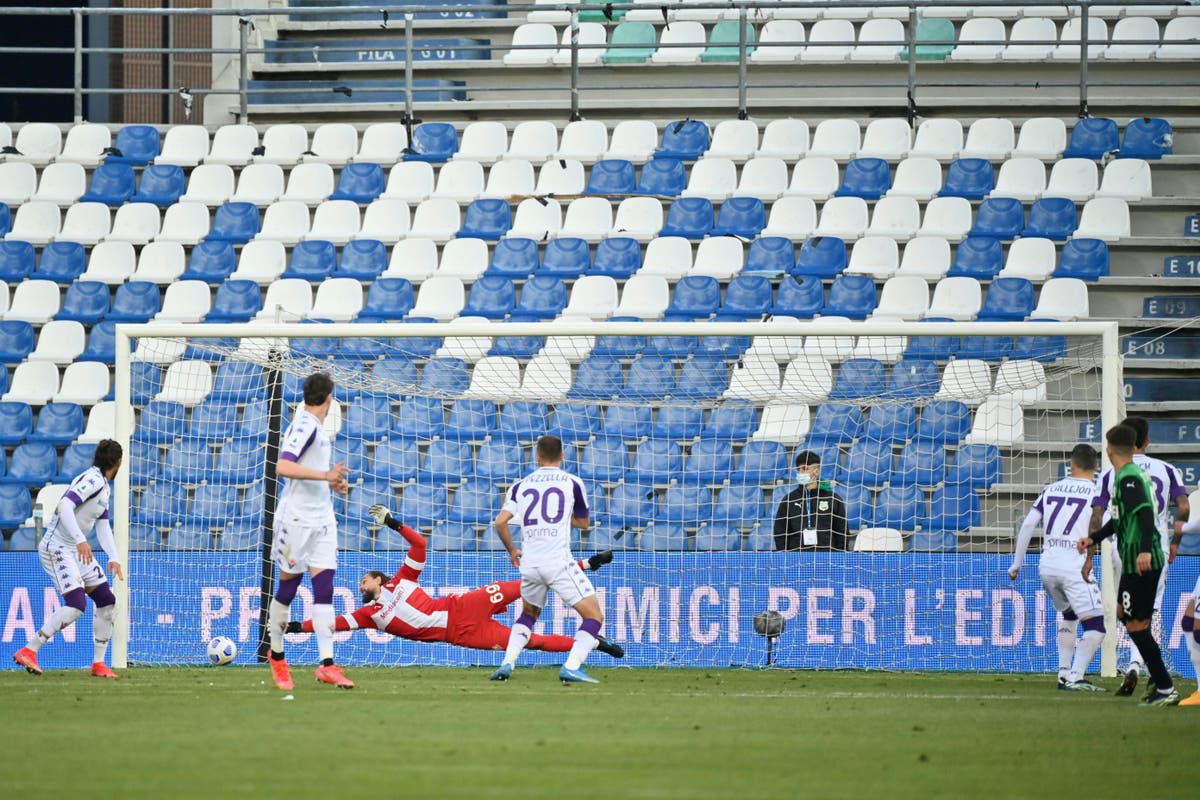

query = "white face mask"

[{"left": 796, "top": 472, "right": 814, "bottom": 487}]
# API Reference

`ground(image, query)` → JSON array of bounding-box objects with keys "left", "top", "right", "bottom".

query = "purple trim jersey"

[
  {"left": 502, "top": 466, "right": 588, "bottom": 565},
  {"left": 1029, "top": 476, "right": 1095, "bottom": 573},
  {"left": 277, "top": 409, "right": 335, "bottom": 524},
  {"left": 1094, "top": 454, "right": 1186, "bottom": 551},
  {"left": 44, "top": 466, "right": 110, "bottom": 547}
]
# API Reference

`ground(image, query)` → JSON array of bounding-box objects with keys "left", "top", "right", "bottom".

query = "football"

[{"left": 206, "top": 636, "right": 237, "bottom": 666}]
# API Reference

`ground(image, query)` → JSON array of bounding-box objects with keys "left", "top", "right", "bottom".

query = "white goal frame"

[{"left": 110, "top": 319, "right": 1123, "bottom": 672}]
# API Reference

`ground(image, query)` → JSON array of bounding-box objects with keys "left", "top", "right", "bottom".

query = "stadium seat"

[
  {"left": 711, "top": 197, "right": 766, "bottom": 238},
  {"left": 632, "top": 158, "right": 686, "bottom": 199},
  {"left": 836, "top": 158, "right": 891, "bottom": 200},
  {"left": 664, "top": 275, "right": 720, "bottom": 320},
  {"left": 614, "top": 274, "right": 670, "bottom": 320},
  {"left": 539, "top": 237, "right": 591, "bottom": 279},
  {"left": 380, "top": 162, "right": 433, "bottom": 205},
  {"left": 79, "top": 162, "right": 136, "bottom": 206},
  {"left": 535, "top": 158, "right": 585, "bottom": 196},
  {"left": 682, "top": 157, "right": 737, "bottom": 202},
  {"left": 792, "top": 235, "right": 846, "bottom": 279},
  {"left": 777, "top": 355, "right": 834, "bottom": 403},
  {"left": 867, "top": 196, "right": 921, "bottom": 240},
  {"left": 306, "top": 200, "right": 360, "bottom": 245},
  {"left": 5, "top": 122, "right": 62, "bottom": 166},
  {"left": 510, "top": 276, "right": 566, "bottom": 320},
  {"left": 1097, "top": 159, "right": 1152, "bottom": 201},
  {"left": 925, "top": 276, "right": 981, "bottom": 320},
  {"left": 945, "top": 443, "right": 1002, "bottom": 489},
  {"left": 939, "top": 158, "right": 994, "bottom": 201},
  {"left": 1045, "top": 158, "right": 1098, "bottom": 202},
  {"left": 51, "top": 280, "right": 108, "bottom": 325},
  {"left": 806, "top": 403, "right": 864, "bottom": 446},
  {"left": 712, "top": 484, "right": 765, "bottom": 527},
  {"left": 444, "top": 399, "right": 499, "bottom": 442},
  {"left": 105, "top": 124, "right": 160, "bottom": 166},
  {"left": 590, "top": 237, "right": 641, "bottom": 279},
  {"left": 397, "top": 483, "right": 448, "bottom": 530},
  {"left": 1063, "top": 117, "right": 1119, "bottom": 160},
  {"left": 916, "top": 197, "right": 970, "bottom": 243},
  {"left": 948, "top": 236, "right": 1003, "bottom": 280},
  {"left": 0, "top": 240, "right": 34, "bottom": 282},
  {"left": 627, "top": 439, "right": 683, "bottom": 486},
  {"left": 585, "top": 159, "right": 636, "bottom": 195},
  {"left": 483, "top": 158, "right": 534, "bottom": 199},
  {"left": 830, "top": 357, "right": 887, "bottom": 401},
  {"left": 990, "top": 158, "right": 1046, "bottom": 203},
  {"left": 822, "top": 274, "right": 877, "bottom": 319},
  {"left": 978, "top": 277, "right": 1036, "bottom": 321},
  {"left": 846, "top": 237, "right": 900, "bottom": 280},
  {"left": 887, "top": 358, "right": 940, "bottom": 399},
  {"left": 960, "top": 118, "right": 1015, "bottom": 160},
  {"left": 204, "top": 279, "right": 262, "bottom": 323},
  {"left": 1118, "top": 117, "right": 1173, "bottom": 159},
  {"left": 997, "top": 237, "right": 1056, "bottom": 281},
  {"left": 405, "top": 122, "right": 458, "bottom": 163},
  {"left": 578, "top": 437, "right": 628, "bottom": 483},
  {"left": 204, "top": 202, "right": 259, "bottom": 244},
  {"left": 716, "top": 275, "right": 773, "bottom": 320},
  {"left": 558, "top": 197, "right": 612, "bottom": 243},
  {"left": 1023, "top": 197, "right": 1078, "bottom": 240},
  {"left": 454, "top": 121, "right": 507, "bottom": 164},
  {"left": 814, "top": 196, "right": 868, "bottom": 240},
  {"left": 508, "top": 121, "right": 559, "bottom": 162},
  {"left": 1030, "top": 277, "right": 1090, "bottom": 321},
  {"left": 1074, "top": 197, "right": 1130, "bottom": 242},
  {"left": 859, "top": 403, "right": 914, "bottom": 444},
  {"left": 106, "top": 281, "right": 162, "bottom": 323},
  {"left": 786, "top": 157, "right": 839, "bottom": 201},
  {"left": 1055, "top": 238, "right": 1108, "bottom": 281},
  {"left": 659, "top": 196, "right": 714, "bottom": 239},
  {"left": 485, "top": 237, "right": 538, "bottom": 280},
  {"left": 872, "top": 275, "right": 929, "bottom": 320},
  {"left": 936, "top": 361, "right": 993, "bottom": 405},
  {"left": 837, "top": 439, "right": 893, "bottom": 490},
  {"left": 689, "top": 236, "right": 743, "bottom": 280},
  {"left": 0, "top": 484, "right": 33, "bottom": 529},
  {"left": 963, "top": 395, "right": 1024, "bottom": 445},
  {"left": 948, "top": 16, "right": 1005, "bottom": 61}
]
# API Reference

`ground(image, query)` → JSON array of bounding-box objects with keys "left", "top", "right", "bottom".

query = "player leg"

[
  {"left": 15, "top": 542, "right": 89, "bottom": 674},
  {"left": 1121, "top": 572, "right": 1178, "bottom": 705},
  {"left": 1062, "top": 573, "right": 1105, "bottom": 690},
  {"left": 491, "top": 569, "right": 547, "bottom": 680},
  {"left": 1180, "top": 589, "right": 1200, "bottom": 706},
  {"left": 86, "top": 574, "right": 118, "bottom": 678},
  {"left": 1040, "top": 574, "right": 1075, "bottom": 686},
  {"left": 309, "top": 525, "right": 353, "bottom": 689},
  {"left": 554, "top": 561, "right": 604, "bottom": 683},
  {"left": 1127, "top": 562, "right": 1168, "bottom": 679}
]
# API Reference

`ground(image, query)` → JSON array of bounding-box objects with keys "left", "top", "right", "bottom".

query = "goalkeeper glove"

[
  {"left": 368, "top": 503, "right": 396, "bottom": 529},
  {"left": 585, "top": 550, "right": 614, "bottom": 571},
  {"left": 284, "top": 621, "right": 303, "bottom": 634}
]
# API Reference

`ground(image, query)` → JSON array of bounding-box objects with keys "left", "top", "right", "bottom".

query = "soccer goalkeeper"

[{"left": 288, "top": 505, "right": 624, "bottom": 659}]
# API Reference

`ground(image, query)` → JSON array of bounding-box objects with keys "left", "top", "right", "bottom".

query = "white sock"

[
  {"left": 312, "top": 604, "right": 335, "bottom": 663},
  {"left": 502, "top": 622, "right": 532, "bottom": 666},
  {"left": 564, "top": 624, "right": 600, "bottom": 671},
  {"left": 1067, "top": 628, "right": 1105, "bottom": 683},
  {"left": 268, "top": 600, "right": 290, "bottom": 655},
  {"left": 93, "top": 604, "right": 116, "bottom": 665},
  {"left": 1056, "top": 619, "right": 1075, "bottom": 678},
  {"left": 29, "top": 605, "right": 83, "bottom": 653}
]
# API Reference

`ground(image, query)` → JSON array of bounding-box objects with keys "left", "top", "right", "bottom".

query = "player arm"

[
  {"left": 93, "top": 513, "right": 120, "bottom": 564},
  {"left": 54, "top": 492, "right": 89, "bottom": 545},
  {"left": 275, "top": 458, "right": 336, "bottom": 483},
  {"left": 1009, "top": 507, "right": 1042, "bottom": 576},
  {"left": 394, "top": 522, "right": 427, "bottom": 580},
  {"left": 570, "top": 480, "right": 590, "bottom": 531}
]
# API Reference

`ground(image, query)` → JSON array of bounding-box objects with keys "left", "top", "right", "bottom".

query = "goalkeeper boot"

[
  {"left": 1060, "top": 679, "right": 1104, "bottom": 692},
  {"left": 315, "top": 664, "right": 355, "bottom": 689},
  {"left": 1115, "top": 667, "right": 1139, "bottom": 697},
  {"left": 559, "top": 666, "right": 600, "bottom": 684},
  {"left": 1141, "top": 688, "right": 1181, "bottom": 707},
  {"left": 1178, "top": 691, "right": 1200, "bottom": 707},
  {"left": 90, "top": 662, "right": 117, "bottom": 679},
  {"left": 585, "top": 550, "right": 614, "bottom": 571},
  {"left": 269, "top": 654, "right": 293, "bottom": 691},
  {"left": 13, "top": 647, "right": 41, "bottom": 675},
  {"left": 595, "top": 635, "right": 625, "bottom": 659},
  {"left": 490, "top": 662, "right": 513, "bottom": 681}
]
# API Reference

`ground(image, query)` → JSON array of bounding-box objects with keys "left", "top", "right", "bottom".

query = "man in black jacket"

[{"left": 773, "top": 450, "right": 849, "bottom": 551}]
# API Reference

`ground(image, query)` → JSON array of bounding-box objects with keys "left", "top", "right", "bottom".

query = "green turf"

[{"left": 1, "top": 667, "right": 1194, "bottom": 799}]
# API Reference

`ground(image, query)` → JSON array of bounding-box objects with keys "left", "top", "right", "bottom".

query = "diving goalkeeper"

[{"left": 288, "top": 505, "right": 624, "bottom": 659}]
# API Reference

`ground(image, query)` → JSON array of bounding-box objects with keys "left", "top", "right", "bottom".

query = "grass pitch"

[{"left": 1, "top": 666, "right": 1193, "bottom": 800}]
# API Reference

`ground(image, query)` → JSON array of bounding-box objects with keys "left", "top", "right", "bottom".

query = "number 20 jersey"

[
  {"left": 502, "top": 466, "right": 589, "bottom": 566},
  {"left": 1032, "top": 476, "right": 1096, "bottom": 573}
]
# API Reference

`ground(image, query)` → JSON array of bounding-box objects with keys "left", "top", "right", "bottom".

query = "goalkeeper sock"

[
  {"left": 268, "top": 600, "right": 290, "bottom": 655},
  {"left": 1055, "top": 617, "right": 1076, "bottom": 678},
  {"left": 501, "top": 613, "right": 535, "bottom": 666},
  {"left": 312, "top": 604, "right": 335, "bottom": 663},
  {"left": 564, "top": 618, "right": 602, "bottom": 671},
  {"left": 1067, "top": 617, "right": 1105, "bottom": 683}
]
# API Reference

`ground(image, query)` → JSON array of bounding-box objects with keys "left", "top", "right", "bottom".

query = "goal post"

[{"left": 110, "top": 319, "right": 1124, "bottom": 673}]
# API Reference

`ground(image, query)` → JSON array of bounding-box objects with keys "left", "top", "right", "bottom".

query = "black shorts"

[{"left": 1118, "top": 570, "right": 1161, "bottom": 622}]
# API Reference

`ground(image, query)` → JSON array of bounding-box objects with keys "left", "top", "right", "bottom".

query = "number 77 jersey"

[{"left": 1032, "top": 476, "right": 1096, "bottom": 573}]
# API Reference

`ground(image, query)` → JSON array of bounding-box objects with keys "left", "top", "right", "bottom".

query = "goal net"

[{"left": 110, "top": 319, "right": 1132, "bottom": 673}]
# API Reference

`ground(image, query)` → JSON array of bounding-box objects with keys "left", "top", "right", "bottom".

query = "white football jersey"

[
  {"left": 1030, "top": 476, "right": 1095, "bottom": 573},
  {"left": 43, "top": 466, "right": 111, "bottom": 547},
  {"left": 1094, "top": 454, "right": 1186, "bottom": 550},
  {"left": 502, "top": 466, "right": 589, "bottom": 566},
  {"left": 276, "top": 409, "right": 335, "bottom": 524}
]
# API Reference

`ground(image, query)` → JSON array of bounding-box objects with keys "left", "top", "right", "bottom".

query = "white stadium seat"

[
  {"left": 1051, "top": 16, "right": 1107, "bottom": 61},
  {"left": 1030, "top": 277, "right": 1090, "bottom": 320},
  {"left": 993, "top": 359, "right": 1047, "bottom": 404},
  {"left": 690, "top": 236, "right": 744, "bottom": 280},
  {"left": 873, "top": 275, "right": 930, "bottom": 320},
  {"left": 231, "top": 240, "right": 287, "bottom": 284},
  {"left": 757, "top": 118, "right": 809, "bottom": 159},
  {"left": 1098, "top": 159, "right": 1152, "bottom": 201},
  {"left": 78, "top": 401, "right": 116, "bottom": 444},
  {"left": 56, "top": 202, "right": 111, "bottom": 245},
  {"left": 535, "top": 159, "right": 585, "bottom": 195},
  {"left": 604, "top": 120, "right": 659, "bottom": 164},
  {"left": 303, "top": 123, "right": 358, "bottom": 166},
  {"left": 950, "top": 17, "right": 1007, "bottom": 62},
  {"left": 808, "top": 118, "right": 860, "bottom": 159},
  {"left": 801, "top": 19, "right": 855, "bottom": 62},
  {"left": 887, "top": 157, "right": 942, "bottom": 201},
  {"left": 705, "top": 120, "right": 759, "bottom": 160},
  {"left": 57, "top": 123, "right": 110, "bottom": 167},
  {"left": 736, "top": 157, "right": 789, "bottom": 202},
  {"left": 640, "top": 237, "right": 693, "bottom": 280},
  {"left": 991, "top": 157, "right": 1046, "bottom": 202},
  {"left": 867, "top": 196, "right": 921, "bottom": 240},
  {"left": 384, "top": 238, "right": 439, "bottom": 282},
  {"left": 205, "top": 124, "right": 258, "bottom": 166},
  {"left": 32, "top": 163, "right": 87, "bottom": 205},
  {"left": 555, "top": 120, "right": 609, "bottom": 163},
  {"left": 777, "top": 355, "right": 834, "bottom": 402},
  {"left": 5, "top": 280, "right": 59, "bottom": 324},
  {"left": 181, "top": 163, "right": 235, "bottom": 205},
  {"left": 431, "top": 160, "right": 485, "bottom": 203},
  {"left": 79, "top": 241, "right": 135, "bottom": 284},
  {"left": 354, "top": 122, "right": 408, "bottom": 166},
  {"left": 925, "top": 276, "right": 982, "bottom": 320},
  {"left": 1044, "top": 158, "right": 1098, "bottom": 202},
  {"left": 1013, "top": 118, "right": 1067, "bottom": 160},
  {"left": 504, "top": 23, "right": 557, "bottom": 65},
  {"left": 155, "top": 360, "right": 214, "bottom": 406},
  {"left": 611, "top": 197, "right": 663, "bottom": 242},
  {"left": 559, "top": 197, "right": 613, "bottom": 243},
  {"left": 1002, "top": 17, "right": 1058, "bottom": 60},
  {"left": 785, "top": 157, "right": 839, "bottom": 200},
  {"left": 1, "top": 360, "right": 60, "bottom": 405},
  {"left": 255, "top": 279, "right": 313, "bottom": 322},
  {"left": 155, "top": 124, "right": 210, "bottom": 167},
  {"left": 897, "top": 237, "right": 952, "bottom": 280},
  {"left": 408, "top": 199, "right": 461, "bottom": 243},
  {"left": 802, "top": 316, "right": 855, "bottom": 363},
  {"left": 156, "top": 280, "right": 212, "bottom": 323},
  {"left": 106, "top": 203, "right": 161, "bottom": 245},
  {"left": 306, "top": 200, "right": 361, "bottom": 245},
  {"left": 254, "top": 123, "right": 309, "bottom": 166},
  {"left": 4, "top": 201, "right": 61, "bottom": 245},
  {"left": 7, "top": 123, "right": 62, "bottom": 166},
  {"left": 918, "top": 197, "right": 972, "bottom": 242},
  {"left": 455, "top": 121, "right": 508, "bottom": 164},
  {"left": 614, "top": 274, "right": 670, "bottom": 319},
  {"left": 961, "top": 118, "right": 1015, "bottom": 160},
  {"left": 552, "top": 22, "right": 607, "bottom": 66},
  {"left": 280, "top": 162, "right": 335, "bottom": 204},
  {"left": 506, "top": 121, "right": 559, "bottom": 162},
  {"left": 0, "top": 162, "right": 37, "bottom": 205},
  {"left": 751, "top": 404, "right": 812, "bottom": 445},
  {"left": 908, "top": 118, "right": 963, "bottom": 160},
  {"left": 437, "top": 238, "right": 489, "bottom": 282},
  {"left": 410, "top": 276, "right": 466, "bottom": 321},
  {"left": 964, "top": 395, "right": 1025, "bottom": 445},
  {"left": 1074, "top": 197, "right": 1130, "bottom": 242},
  {"left": 381, "top": 162, "right": 434, "bottom": 203},
  {"left": 936, "top": 359, "right": 993, "bottom": 405},
  {"left": 1158, "top": 17, "right": 1200, "bottom": 60},
  {"left": 358, "top": 198, "right": 410, "bottom": 244},
  {"left": 53, "top": 361, "right": 111, "bottom": 405},
  {"left": 724, "top": 353, "right": 782, "bottom": 400},
  {"left": 563, "top": 275, "right": 619, "bottom": 320},
  {"left": 998, "top": 237, "right": 1057, "bottom": 280},
  {"left": 814, "top": 196, "right": 868, "bottom": 240},
  {"left": 484, "top": 159, "right": 535, "bottom": 198},
  {"left": 761, "top": 196, "right": 817, "bottom": 240},
  {"left": 506, "top": 197, "right": 561, "bottom": 241},
  {"left": 845, "top": 236, "right": 900, "bottom": 279},
  {"left": 651, "top": 22, "right": 706, "bottom": 64},
  {"left": 681, "top": 157, "right": 738, "bottom": 202},
  {"left": 858, "top": 118, "right": 911, "bottom": 160},
  {"left": 133, "top": 241, "right": 186, "bottom": 284},
  {"left": 851, "top": 18, "right": 905, "bottom": 62},
  {"left": 29, "top": 320, "right": 86, "bottom": 364},
  {"left": 464, "top": 355, "right": 523, "bottom": 401},
  {"left": 1104, "top": 17, "right": 1159, "bottom": 60},
  {"left": 255, "top": 201, "right": 310, "bottom": 244},
  {"left": 155, "top": 202, "right": 210, "bottom": 244}
]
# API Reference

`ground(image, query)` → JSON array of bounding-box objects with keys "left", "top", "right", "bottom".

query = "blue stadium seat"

[
  {"left": 445, "top": 399, "right": 498, "bottom": 441},
  {"left": 209, "top": 362, "right": 265, "bottom": 402},
  {"left": 136, "top": 483, "right": 188, "bottom": 526},
  {"left": 628, "top": 439, "right": 682, "bottom": 485},
  {"left": 28, "top": 403, "right": 84, "bottom": 445},
  {"left": 644, "top": 333, "right": 695, "bottom": 359},
  {"left": 8, "top": 527, "right": 38, "bottom": 550},
  {"left": 712, "top": 484, "right": 764, "bottom": 527},
  {"left": 862, "top": 404, "right": 915, "bottom": 444},
  {"left": 340, "top": 481, "right": 393, "bottom": 528},
  {"left": 548, "top": 402, "right": 603, "bottom": 444},
  {"left": 343, "top": 395, "right": 393, "bottom": 443},
  {"left": 711, "top": 197, "right": 766, "bottom": 237},
  {"left": 923, "top": 483, "right": 980, "bottom": 532},
  {"left": 357, "top": 277, "right": 415, "bottom": 322},
  {"left": 696, "top": 334, "right": 750, "bottom": 361},
  {"left": 939, "top": 158, "right": 995, "bottom": 200},
  {"left": 108, "top": 124, "right": 161, "bottom": 166},
  {"left": 237, "top": 400, "right": 269, "bottom": 442},
  {"left": 806, "top": 403, "right": 864, "bottom": 445},
  {"left": 568, "top": 356, "right": 622, "bottom": 401},
  {"left": 488, "top": 327, "right": 543, "bottom": 360},
  {"left": 488, "top": 237, "right": 539, "bottom": 279},
  {"left": 133, "top": 400, "right": 185, "bottom": 445},
  {"left": 909, "top": 530, "right": 957, "bottom": 552},
  {"left": 205, "top": 279, "right": 262, "bottom": 322},
  {"left": 1055, "top": 238, "right": 1109, "bottom": 281},
  {"left": 956, "top": 334, "right": 1012, "bottom": 362},
  {"left": 0, "top": 240, "right": 35, "bottom": 282},
  {"left": 590, "top": 237, "right": 642, "bottom": 279},
  {"left": 458, "top": 198, "right": 511, "bottom": 240},
  {"left": 0, "top": 203, "right": 7, "bottom": 238},
  {"left": 334, "top": 238, "right": 387, "bottom": 281},
  {"left": 586, "top": 525, "right": 633, "bottom": 551},
  {"left": 653, "top": 405, "right": 704, "bottom": 441},
  {"left": 283, "top": 240, "right": 337, "bottom": 281},
  {"left": 887, "top": 359, "right": 940, "bottom": 400},
  {"left": 621, "top": 355, "right": 676, "bottom": 401},
  {"left": 836, "top": 157, "right": 891, "bottom": 200},
  {"left": 331, "top": 438, "right": 369, "bottom": 477},
  {"left": 694, "top": 523, "right": 741, "bottom": 550},
  {"left": 680, "top": 438, "right": 733, "bottom": 485},
  {"left": 969, "top": 198, "right": 1025, "bottom": 239},
  {"left": 130, "top": 164, "right": 186, "bottom": 206},
  {"left": 1013, "top": 334, "right": 1068, "bottom": 363},
  {"left": 744, "top": 523, "right": 774, "bottom": 551},
  {"left": 54, "top": 281, "right": 110, "bottom": 324},
  {"left": 579, "top": 437, "right": 628, "bottom": 483},
  {"left": 978, "top": 277, "right": 1035, "bottom": 321},
  {"left": 495, "top": 401, "right": 548, "bottom": 443},
  {"left": 126, "top": 361, "right": 161, "bottom": 405},
  {"left": 0, "top": 442, "right": 57, "bottom": 486},
  {"left": 1023, "top": 197, "right": 1077, "bottom": 240},
  {"left": 771, "top": 275, "right": 824, "bottom": 318},
  {"left": 0, "top": 484, "right": 32, "bottom": 528},
  {"left": 914, "top": 400, "right": 971, "bottom": 445},
  {"left": 1063, "top": 117, "right": 1119, "bottom": 159},
  {"left": 106, "top": 281, "right": 162, "bottom": 323},
  {"left": 460, "top": 275, "right": 515, "bottom": 319},
  {"left": 822, "top": 274, "right": 876, "bottom": 319},
  {"left": 658, "top": 484, "right": 712, "bottom": 527},
  {"left": 675, "top": 356, "right": 729, "bottom": 401},
  {"left": 640, "top": 522, "right": 688, "bottom": 550},
  {"left": 184, "top": 400, "right": 238, "bottom": 442},
  {"left": 0, "top": 322, "right": 29, "bottom": 365},
  {"left": 732, "top": 440, "right": 790, "bottom": 486},
  {"left": 745, "top": 236, "right": 795, "bottom": 277},
  {"left": 474, "top": 439, "right": 523, "bottom": 484},
  {"left": 606, "top": 482, "right": 655, "bottom": 526},
  {"left": 636, "top": 158, "right": 687, "bottom": 197},
  {"left": 127, "top": 523, "right": 161, "bottom": 550},
  {"left": 872, "top": 484, "right": 924, "bottom": 530},
  {"left": 181, "top": 240, "right": 236, "bottom": 283},
  {"left": 945, "top": 443, "right": 1001, "bottom": 489},
  {"left": 370, "top": 437, "right": 420, "bottom": 484},
  {"left": 329, "top": 161, "right": 385, "bottom": 202},
  {"left": 665, "top": 275, "right": 721, "bottom": 320},
  {"left": 211, "top": 438, "right": 259, "bottom": 484},
  {"left": 405, "top": 122, "right": 458, "bottom": 163},
  {"left": 658, "top": 196, "right": 714, "bottom": 238},
  {"left": 838, "top": 439, "right": 893, "bottom": 490},
  {"left": 54, "top": 442, "right": 95, "bottom": 483},
  {"left": 948, "top": 236, "right": 1003, "bottom": 279},
  {"left": 394, "top": 395, "right": 446, "bottom": 440},
  {"left": 586, "top": 159, "right": 636, "bottom": 195},
  {"left": 448, "top": 480, "right": 500, "bottom": 525},
  {"left": 593, "top": 322, "right": 645, "bottom": 360},
  {"left": 220, "top": 523, "right": 260, "bottom": 551},
  {"left": 892, "top": 440, "right": 946, "bottom": 488},
  {"left": 205, "top": 201, "right": 259, "bottom": 244},
  {"left": 427, "top": 521, "right": 475, "bottom": 551},
  {"left": 539, "top": 237, "right": 591, "bottom": 278},
  {"left": 419, "top": 357, "right": 470, "bottom": 397},
  {"left": 702, "top": 403, "right": 758, "bottom": 441},
  {"left": 79, "top": 162, "right": 136, "bottom": 206},
  {"left": 656, "top": 119, "right": 710, "bottom": 160},
  {"left": 903, "top": 317, "right": 959, "bottom": 361},
  {"left": 830, "top": 357, "right": 886, "bottom": 400},
  {"left": 166, "top": 524, "right": 214, "bottom": 550},
  {"left": 1118, "top": 117, "right": 1172, "bottom": 160},
  {"left": 601, "top": 404, "right": 653, "bottom": 441},
  {"left": 32, "top": 241, "right": 87, "bottom": 283},
  {"left": 238, "top": 481, "right": 264, "bottom": 526},
  {"left": 162, "top": 440, "right": 212, "bottom": 483},
  {"left": 512, "top": 275, "right": 568, "bottom": 320}
]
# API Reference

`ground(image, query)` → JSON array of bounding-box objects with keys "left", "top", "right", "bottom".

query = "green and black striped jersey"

[{"left": 1108, "top": 461, "right": 1164, "bottom": 575}]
